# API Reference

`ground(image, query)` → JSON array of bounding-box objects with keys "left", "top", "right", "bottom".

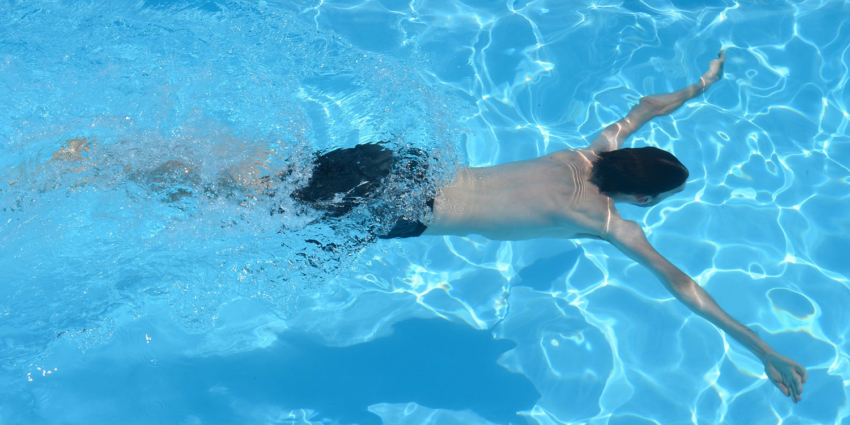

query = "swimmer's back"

[{"left": 423, "top": 148, "right": 614, "bottom": 240}]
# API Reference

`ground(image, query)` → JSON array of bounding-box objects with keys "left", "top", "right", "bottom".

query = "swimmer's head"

[{"left": 591, "top": 147, "right": 689, "bottom": 207}]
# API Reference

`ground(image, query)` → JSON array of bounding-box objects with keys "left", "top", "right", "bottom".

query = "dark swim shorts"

[{"left": 290, "top": 143, "right": 433, "bottom": 239}]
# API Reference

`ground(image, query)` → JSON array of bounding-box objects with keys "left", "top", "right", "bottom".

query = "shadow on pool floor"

[{"left": 176, "top": 317, "right": 540, "bottom": 424}]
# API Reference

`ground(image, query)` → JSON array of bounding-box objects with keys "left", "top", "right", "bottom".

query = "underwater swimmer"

[
  {"left": 50, "top": 52, "right": 806, "bottom": 403},
  {"left": 299, "top": 51, "right": 805, "bottom": 403},
  {"left": 423, "top": 51, "right": 807, "bottom": 403}
]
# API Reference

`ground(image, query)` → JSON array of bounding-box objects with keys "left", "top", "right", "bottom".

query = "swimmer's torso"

[{"left": 423, "top": 148, "right": 616, "bottom": 240}]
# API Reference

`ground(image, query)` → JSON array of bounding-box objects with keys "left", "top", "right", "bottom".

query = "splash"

[{"left": 0, "top": 0, "right": 471, "bottom": 371}]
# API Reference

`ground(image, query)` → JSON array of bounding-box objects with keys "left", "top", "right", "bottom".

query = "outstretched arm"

[
  {"left": 605, "top": 218, "right": 808, "bottom": 403},
  {"left": 588, "top": 51, "right": 727, "bottom": 155}
]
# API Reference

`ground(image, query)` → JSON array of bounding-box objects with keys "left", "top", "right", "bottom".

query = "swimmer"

[
  {"left": 298, "top": 51, "right": 807, "bottom": 403},
  {"left": 47, "top": 51, "right": 807, "bottom": 402},
  {"left": 430, "top": 51, "right": 807, "bottom": 403}
]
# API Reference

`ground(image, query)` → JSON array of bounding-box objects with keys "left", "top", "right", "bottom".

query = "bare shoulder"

[
  {"left": 604, "top": 216, "right": 668, "bottom": 271},
  {"left": 604, "top": 217, "right": 645, "bottom": 244},
  {"left": 541, "top": 148, "right": 602, "bottom": 177},
  {"left": 544, "top": 147, "right": 597, "bottom": 163},
  {"left": 601, "top": 217, "right": 653, "bottom": 264},
  {"left": 603, "top": 216, "right": 690, "bottom": 285}
]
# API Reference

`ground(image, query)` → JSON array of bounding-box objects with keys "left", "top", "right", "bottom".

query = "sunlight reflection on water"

[{"left": 1, "top": 0, "right": 848, "bottom": 424}]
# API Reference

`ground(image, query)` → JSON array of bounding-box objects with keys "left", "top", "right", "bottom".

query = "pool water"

[{"left": 1, "top": 0, "right": 849, "bottom": 424}]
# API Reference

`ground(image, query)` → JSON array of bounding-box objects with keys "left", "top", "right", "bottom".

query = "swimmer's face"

[{"left": 639, "top": 182, "right": 686, "bottom": 207}]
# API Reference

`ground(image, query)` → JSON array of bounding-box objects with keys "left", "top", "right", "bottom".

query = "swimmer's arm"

[
  {"left": 605, "top": 218, "right": 808, "bottom": 403},
  {"left": 588, "top": 51, "right": 726, "bottom": 155}
]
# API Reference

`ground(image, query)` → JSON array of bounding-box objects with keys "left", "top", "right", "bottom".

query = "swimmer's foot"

[
  {"left": 701, "top": 50, "right": 726, "bottom": 88},
  {"left": 51, "top": 137, "right": 93, "bottom": 162}
]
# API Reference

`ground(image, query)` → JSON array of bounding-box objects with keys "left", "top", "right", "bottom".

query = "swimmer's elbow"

[{"left": 667, "top": 277, "right": 708, "bottom": 312}]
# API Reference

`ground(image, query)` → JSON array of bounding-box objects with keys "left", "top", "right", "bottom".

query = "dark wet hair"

[{"left": 591, "top": 147, "right": 689, "bottom": 196}]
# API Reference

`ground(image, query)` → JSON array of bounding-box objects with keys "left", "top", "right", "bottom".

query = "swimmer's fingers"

[
  {"left": 773, "top": 375, "right": 799, "bottom": 403},
  {"left": 702, "top": 51, "right": 726, "bottom": 85},
  {"left": 776, "top": 381, "right": 790, "bottom": 397},
  {"left": 716, "top": 51, "right": 726, "bottom": 78},
  {"left": 767, "top": 366, "right": 786, "bottom": 393},
  {"left": 766, "top": 354, "right": 807, "bottom": 403},
  {"left": 786, "top": 360, "right": 807, "bottom": 402},
  {"left": 788, "top": 369, "right": 803, "bottom": 403},
  {"left": 797, "top": 364, "right": 808, "bottom": 383}
]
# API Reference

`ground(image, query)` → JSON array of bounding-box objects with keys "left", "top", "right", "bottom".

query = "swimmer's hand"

[
  {"left": 764, "top": 350, "right": 807, "bottom": 403},
  {"left": 700, "top": 50, "right": 726, "bottom": 89}
]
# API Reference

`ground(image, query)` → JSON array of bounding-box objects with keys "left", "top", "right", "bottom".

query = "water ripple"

[{"left": 1, "top": 0, "right": 849, "bottom": 424}]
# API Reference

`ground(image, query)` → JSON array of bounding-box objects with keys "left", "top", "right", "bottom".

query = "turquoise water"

[{"left": 1, "top": 0, "right": 849, "bottom": 424}]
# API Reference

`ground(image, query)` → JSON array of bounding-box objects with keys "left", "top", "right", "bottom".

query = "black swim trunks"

[{"left": 290, "top": 143, "right": 433, "bottom": 239}]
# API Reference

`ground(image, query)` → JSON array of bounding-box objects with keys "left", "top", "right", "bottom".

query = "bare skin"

[
  {"left": 45, "top": 52, "right": 806, "bottom": 403},
  {"left": 48, "top": 136, "right": 277, "bottom": 203},
  {"left": 50, "top": 137, "right": 93, "bottom": 162},
  {"left": 424, "top": 52, "right": 809, "bottom": 403}
]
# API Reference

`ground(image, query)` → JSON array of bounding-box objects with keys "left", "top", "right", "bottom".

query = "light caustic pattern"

[
  {"left": 0, "top": 0, "right": 466, "bottom": 392},
  {"left": 299, "top": 0, "right": 850, "bottom": 424},
  {"left": 1, "top": 0, "right": 849, "bottom": 424}
]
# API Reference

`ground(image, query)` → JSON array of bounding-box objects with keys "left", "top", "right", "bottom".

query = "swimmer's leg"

[{"left": 51, "top": 137, "right": 93, "bottom": 162}]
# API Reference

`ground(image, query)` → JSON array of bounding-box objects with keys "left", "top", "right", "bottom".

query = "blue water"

[{"left": 1, "top": 0, "right": 849, "bottom": 424}]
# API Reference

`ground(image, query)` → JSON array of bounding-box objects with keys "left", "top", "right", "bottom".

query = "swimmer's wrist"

[{"left": 757, "top": 346, "right": 777, "bottom": 364}]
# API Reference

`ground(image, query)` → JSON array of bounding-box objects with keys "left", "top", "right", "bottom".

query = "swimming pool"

[{"left": 1, "top": 0, "right": 848, "bottom": 423}]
